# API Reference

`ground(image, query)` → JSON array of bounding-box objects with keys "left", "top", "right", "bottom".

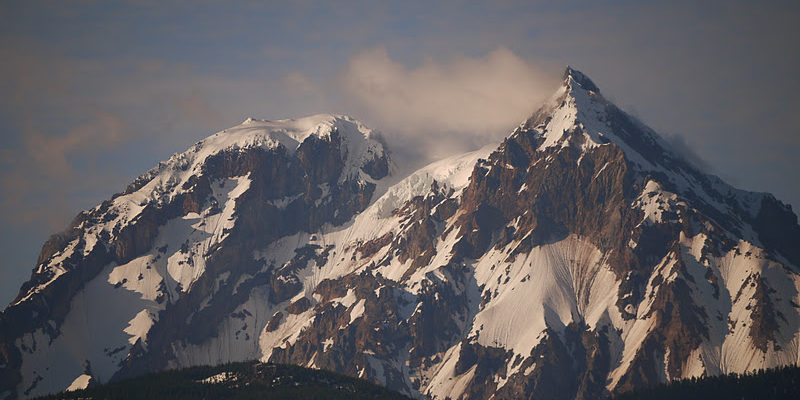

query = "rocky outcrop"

[
  {"left": 753, "top": 195, "right": 800, "bottom": 267},
  {"left": 492, "top": 324, "right": 611, "bottom": 400}
]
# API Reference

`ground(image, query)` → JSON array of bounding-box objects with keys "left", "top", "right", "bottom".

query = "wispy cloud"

[
  {"left": 172, "top": 91, "right": 226, "bottom": 129},
  {"left": 1, "top": 108, "right": 129, "bottom": 228},
  {"left": 24, "top": 109, "right": 128, "bottom": 177},
  {"left": 283, "top": 71, "right": 318, "bottom": 96},
  {"left": 341, "top": 47, "right": 557, "bottom": 142}
]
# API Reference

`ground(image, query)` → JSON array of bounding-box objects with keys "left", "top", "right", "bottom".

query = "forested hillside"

[
  {"left": 615, "top": 364, "right": 800, "bottom": 400},
  {"left": 34, "top": 361, "right": 409, "bottom": 400}
]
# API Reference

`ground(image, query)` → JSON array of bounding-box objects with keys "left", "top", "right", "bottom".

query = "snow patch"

[
  {"left": 65, "top": 374, "right": 93, "bottom": 392},
  {"left": 199, "top": 371, "right": 238, "bottom": 384}
]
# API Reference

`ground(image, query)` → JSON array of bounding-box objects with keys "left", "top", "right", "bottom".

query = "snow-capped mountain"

[{"left": 2, "top": 68, "right": 799, "bottom": 400}]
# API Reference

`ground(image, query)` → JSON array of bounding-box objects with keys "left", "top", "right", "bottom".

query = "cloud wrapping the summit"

[{"left": 337, "top": 47, "right": 559, "bottom": 160}]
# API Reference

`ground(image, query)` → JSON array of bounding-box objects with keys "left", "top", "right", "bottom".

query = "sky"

[{"left": 1, "top": 0, "right": 798, "bottom": 306}]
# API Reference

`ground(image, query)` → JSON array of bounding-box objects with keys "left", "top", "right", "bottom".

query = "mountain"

[
  {"left": 34, "top": 361, "right": 411, "bottom": 400},
  {"left": 2, "top": 68, "right": 800, "bottom": 400}
]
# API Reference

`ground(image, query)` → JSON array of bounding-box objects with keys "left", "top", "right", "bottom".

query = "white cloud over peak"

[{"left": 340, "top": 47, "right": 559, "bottom": 159}]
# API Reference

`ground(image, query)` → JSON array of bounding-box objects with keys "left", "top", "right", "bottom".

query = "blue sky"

[{"left": 1, "top": 0, "right": 798, "bottom": 306}]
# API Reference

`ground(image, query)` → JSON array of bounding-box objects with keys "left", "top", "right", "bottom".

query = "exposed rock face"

[{"left": 2, "top": 72, "right": 800, "bottom": 400}]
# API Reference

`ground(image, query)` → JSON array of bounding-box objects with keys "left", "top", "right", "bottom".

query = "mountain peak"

[
  {"left": 563, "top": 66, "right": 600, "bottom": 93},
  {"left": 516, "top": 65, "right": 771, "bottom": 235},
  {"left": 516, "top": 66, "right": 611, "bottom": 153},
  {"left": 111, "top": 113, "right": 389, "bottom": 216}
]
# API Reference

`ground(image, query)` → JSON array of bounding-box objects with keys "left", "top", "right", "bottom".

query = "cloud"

[
  {"left": 172, "top": 91, "right": 226, "bottom": 128},
  {"left": 0, "top": 108, "right": 129, "bottom": 228},
  {"left": 283, "top": 71, "right": 318, "bottom": 95},
  {"left": 662, "top": 133, "right": 712, "bottom": 172},
  {"left": 0, "top": 41, "right": 132, "bottom": 230},
  {"left": 24, "top": 109, "right": 128, "bottom": 177},
  {"left": 336, "top": 47, "right": 559, "bottom": 162}
]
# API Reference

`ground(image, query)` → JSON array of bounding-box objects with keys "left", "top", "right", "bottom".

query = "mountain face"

[{"left": 2, "top": 69, "right": 800, "bottom": 400}]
